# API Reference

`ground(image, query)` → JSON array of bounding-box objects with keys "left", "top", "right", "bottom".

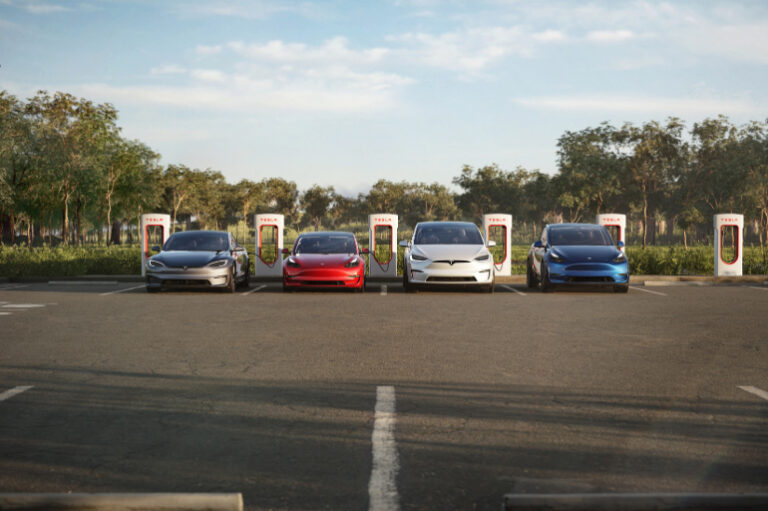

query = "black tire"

[
  {"left": 526, "top": 259, "right": 539, "bottom": 288},
  {"left": 356, "top": 276, "right": 366, "bottom": 293},
  {"left": 614, "top": 284, "right": 629, "bottom": 293},
  {"left": 226, "top": 267, "right": 236, "bottom": 293},
  {"left": 237, "top": 264, "right": 250, "bottom": 289},
  {"left": 486, "top": 276, "right": 495, "bottom": 293},
  {"left": 541, "top": 263, "right": 554, "bottom": 293},
  {"left": 402, "top": 267, "right": 415, "bottom": 293}
]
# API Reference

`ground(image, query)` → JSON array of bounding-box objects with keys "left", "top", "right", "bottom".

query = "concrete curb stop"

[
  {"left": 0, "top": 493, "right": 243, "bottom": 511},
  {"left": 502, "top": 493, "right": 768, "bottom": 510}
]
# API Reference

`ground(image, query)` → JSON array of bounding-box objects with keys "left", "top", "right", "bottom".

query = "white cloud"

[
  {"left": 190, "top": 69, "right": 226, "bottom": 83},
  {"left": 23, "top": 2, "right": 69, "bottom": 14},
  {"left": 533, "top": 29, "right": 566, "bottom": 43},
  {"left": 679, "top": 21, "right": 768, "bottom": 65},
  {"left": 514, "top": 94, "right": 758, "bottom": 115},
  {"left": 181, "top": 0, "right": 323, "bottom": 20},
  {"left": 586, "top": 30, "right": 635, "bottom": 43},
  {"left": 225, "top": 37, "right": 389, "bottom": 65},
  {"left": 196, "top": 44, "right": 224, "bottom": 56}
]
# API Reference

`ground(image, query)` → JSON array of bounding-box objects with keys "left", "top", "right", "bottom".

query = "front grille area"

[
  {"left": 433, "top": 260, "right": 470, "bottom": 264},
  {"left": 301, "top": 280, "right": 345, "bottom": 286},
  {"left": 565, "top": 276, "right": 614, "bottom": 283},
  {"left": 426, "top": 276, "right": 477, "bottom": 282},
  {"left": 167, "top": 279, "right": 210, "bottom": 286}
]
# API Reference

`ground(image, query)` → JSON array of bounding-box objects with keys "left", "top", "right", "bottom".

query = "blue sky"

[{"left": 2, "top": 0, "right": 767, "bottom": 195}]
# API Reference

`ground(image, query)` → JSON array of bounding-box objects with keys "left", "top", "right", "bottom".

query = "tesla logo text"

[
  {"left": 601, "top": 217, "right": 622, "bottom": 223},
  {"left": 260, "top": 218, "right": 279, "bottom": 223},
  {"left": 373, "top": 218, "right": 392, "bottom": 223},
  {"left": 487, "top": 218, "right": 507, "bottom": 223},
  {"left": 144, "top": 218, "right": 165, "bottom": 223},
  {"left": 720, "top": 218, "right": 739, "bottom": 224}
]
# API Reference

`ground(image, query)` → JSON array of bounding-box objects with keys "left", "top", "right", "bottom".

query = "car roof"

[
  {"left": 169, "top": 230, "right": 228, "bottom": 236},
  {"left": 415, "top": 221, "right": 478, "bottom": 228},
  {"left": 548, "top": 223, "right": 604, "bottom": 230},
  {"left": 297, "top": 231, "right": 355, "bottom": 237}
]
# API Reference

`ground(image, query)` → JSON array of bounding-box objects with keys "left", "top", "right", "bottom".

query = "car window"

[
  {"left": 548, "top": 227, "right": 613, "bottom": 246},
  {"left": 164, "top": 232, "right": 229, "bottom": 251},
  {"left": 414, "top": 224, "right": 483, "bottom": 245},
  {"left": 295, "top": 235, "right": 356, "bottom": 254}
]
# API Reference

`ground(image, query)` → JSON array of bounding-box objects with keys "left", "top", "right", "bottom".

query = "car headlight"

[
  {"left": 345, "top": 256, "right": 361, "bottom": 268},
  {"left": 474, "top": 253, "right": 490, "bottom": 261},
  {"left": 410, "top": 253, "right": 428, "bottom": 261},
  {"left": 147, "top": 259, "right": 165, "bottom": 269},
  {"left": 207, "top": 259, "right": 229, "bottom": 268},
  {"left": 286, "top": 256, "right": 300, "bottom": 268},
  {"left": 613, "top": 252, "right": 627, "bottom": 263},
  {"left": 549, "top": 252, "right": 565, "bottom": 263}
]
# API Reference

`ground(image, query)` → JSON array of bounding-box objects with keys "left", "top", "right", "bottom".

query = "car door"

[
  {"left": 532, "top": 227, "right": 548, "bottom": 275},
  {"left": 230, "top": 235, "right": 247, "bottom": 278}
]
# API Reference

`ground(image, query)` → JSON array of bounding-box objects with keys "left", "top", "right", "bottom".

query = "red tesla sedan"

[{"left": 282, "top": 231, "right": 368, "bottom": 292}]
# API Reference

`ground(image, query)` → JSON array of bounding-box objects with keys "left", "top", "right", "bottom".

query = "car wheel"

[
  {"left": 237, "top": 264, "right": 250, "bottom": 289},
  {"left": 402, "top": 267, "right": 414, "bottom": 293},
  {"left": 356, "top": 275, "right": 366, "bottom": 293},
  {"left": 486, "top": 276, "right": 495, "bottom": 293},
  {"left": 526, "top": 259, "right": 539, "bottom": 288},
  {"left": 226, "top": 268, "right": 236, "bottom": 293},
  {"left": 541, "top": 263, "right": 554, "bottom": 293},
  {"left": 614, "top": 284, "right": 629, "bottom": 293}
]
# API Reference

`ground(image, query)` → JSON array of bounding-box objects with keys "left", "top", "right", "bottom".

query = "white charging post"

[
  {"left": 482, "top": 214, "right": 512, "bottom": 276},
  {"left": 255, "top": 214, "right": 284, "bottom": 277},
  {"left": 714, "top": 214, "right": 743, "bottom": 277},
  {"left": 140, "top": 213, "right": 170, "bottom": 277},
  {"left": 369, "top": 214, "right": 398, "bottom": 278},
  {"left": 596, "top": 213, "right": 627, "bottom": 252}
]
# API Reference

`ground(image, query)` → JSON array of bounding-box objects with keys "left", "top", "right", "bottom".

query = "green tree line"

[{"left": 2, "top": 90, "right": 768, "bottom": 247}]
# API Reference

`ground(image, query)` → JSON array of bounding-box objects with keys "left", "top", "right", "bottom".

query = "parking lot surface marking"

[
  {"left": 100, "top": 284, "right": 147, "bottom": 296},
  {"left": 369, "top": 385, "right": 400, "bottom": 511},
  {"left": 0, "top": 284, "right": 29, "bottom": 291},
  {"left": 241, "top": 284, "right": 267, "bottom": 295},
  {"left": 0, "top": 385, "right": 33, "bottom": 402},
  {"left": 630, "top": 286, "right": 667, "bottom": 296},
  {"left": 745, "top": 286, "right": 768, "bottom": 291},
  {"left": 738, "top": 386, "right": 768, "bottom": 401},
  {"left": 380, "top": 285, "right": 387, "bottom": 296},
  {"left": 2, "top": 303, "right": 46, "bottom": 308},
  {"left": 501, "top": 284, "right": 527, "bottom": 296}
]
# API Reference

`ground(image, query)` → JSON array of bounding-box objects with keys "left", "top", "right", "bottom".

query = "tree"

[{"left": 300, "top": 185, "right": 336, "bottom": 231}]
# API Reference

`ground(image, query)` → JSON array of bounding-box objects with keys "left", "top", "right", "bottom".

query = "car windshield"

[
  {"left": 295, "top": 234, "right": 356, "bottom": 254},
  {"left": 549, "top": 226, "right": 613, "bottom": 246},
  {"left": 414, "top": 224, "right": 484, "bottom": 245},
  {"left": 163, "top": 232, "right": 229, "bottom": 252}
]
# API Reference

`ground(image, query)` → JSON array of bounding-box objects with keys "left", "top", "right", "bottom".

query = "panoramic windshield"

[
  {"left": 414, "top": 224, "right": 484, "bottom": 245},
  {"left": 295, "top": 235, "right": 356, "bottom": 254},
  {"left": 549, "top": 226, "right": 613, "bottom": 246},
  {"left": 163, "top": 232, "right": 229, "bottom": 252}
]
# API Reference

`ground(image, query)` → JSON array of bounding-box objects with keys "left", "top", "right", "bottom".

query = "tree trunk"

[{"left": 111, "top": 221, "right": 122, "bottom": 245}]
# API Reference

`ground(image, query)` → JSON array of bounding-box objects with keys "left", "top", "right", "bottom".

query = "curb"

[
  {"left": 0, "top": 493, "right": 243, "bottom": 511},
  {"left": 502, "top": 492, "right": 768, "bottom": 510}
]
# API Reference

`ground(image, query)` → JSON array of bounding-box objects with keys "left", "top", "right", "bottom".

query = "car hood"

[
  {"left": 154, "top": 251, "right": 227, "bottom": 267},
  {"left": 550, "top": 245, "right": 621, "bottom": 263},
  {"left": 292, "top": 253, "right": 359, "bottom": 269},
  {"left": 411, "top": 244, "right": 488, "bottom": 261}
]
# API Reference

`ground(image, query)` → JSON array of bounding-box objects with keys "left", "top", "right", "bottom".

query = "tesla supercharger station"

[
  {"left": 714, "top": 214, "right": 743, "bottom": 277},
  {"left": 140, "top": 213, "right": 170, "bottom": 277},
  {"left": 255, "top": 213, "right": 284, "bottom": 277},
  {"left": 369, "top": 214, "right": 398, "bottom": 278},
  {"left": 596, "top": 213, "right": 627, "bottom": 252},
  {"left": 482, "top": 214, "right": 512, "bottom": 276}
]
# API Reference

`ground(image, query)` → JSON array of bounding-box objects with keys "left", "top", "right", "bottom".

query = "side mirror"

[
  {"left": 617, "top": 241, "right": 625, "bottom": 248},
  {"left": 487, "top": 240, "right": 497, "bottom": 247},
  {"left": 360, "top": 248, "right": 370, "bottom": 254},
  {"left": 282, "top": 248, "right": 291, "bottom": 255},
  {"left": 151, "top": 245, "right": 161, "bottom": 252},
  {"left": 398, "top": 240, "right": 410, "bottom": 248},
  {"left": 533, "top": 240, "right": 543, "bottom": 248}
]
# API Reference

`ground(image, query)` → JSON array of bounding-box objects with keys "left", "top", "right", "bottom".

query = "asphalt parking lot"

[{"left": 1, "top": 281, "right": 767, "bottom": 510}]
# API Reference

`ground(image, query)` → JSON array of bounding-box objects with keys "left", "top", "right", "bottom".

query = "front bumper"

[
  {"left": 547, "top": 261, "right": 629, "bottom": 285},
  {"left": 407, "top": 260, "right": 494, "bottom": 286},
  {"left": 146, "top": 266, "right": 231, "bottom": 289},
  {"left": 283, "top": 267, "right": 364, "bottom": 289}
]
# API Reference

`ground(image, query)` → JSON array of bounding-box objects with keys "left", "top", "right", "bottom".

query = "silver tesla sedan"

[
  {"left": 400, "top": 221, "right": 496, "bottom": 292},
  {"left": 145, "top": 230, "right": 250, "bottom": 293}
]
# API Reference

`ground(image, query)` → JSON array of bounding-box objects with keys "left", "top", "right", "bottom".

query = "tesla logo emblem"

[
  {"left": 720, "top": 218, "right": 739, "bottom": 223},
  {"left": 449, "top": 260, "right": 455, "bottom": 265},
  {"left": 587, "top": 257, "right": 592, "bottom": 261},
  {"left": 183, "top": 266, "right": 188, "bottom": 270},
  {"left": 601, "top": 217, "right": 622, "bottom": 222}
]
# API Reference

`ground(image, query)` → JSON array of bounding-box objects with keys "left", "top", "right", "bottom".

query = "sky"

[{"left": 2, "top": 0, "right": 768, "bottom": 196}]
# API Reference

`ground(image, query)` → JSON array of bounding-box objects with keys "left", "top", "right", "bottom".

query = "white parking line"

[
  {"left": 380, "top": 285, "right": 387, "bottom": 296},
  {"left": 738, "top": 386, "right": 768, "bottom": 401},
  {"left": 2, "top": 303, "right": 46, "bottom": 308},
  {"left": 369, "top": 385, "right": 400, "bottom": 511},
  {"left": 100, "top": 284, "right": 147, "bottom": 296},
  {"left": 500, "top": 284, "right": 527, "bottom": 296},
  {"left": 0, "top": 386, "right": 33, "bottom": 402},
  {"left": 241, "top": 284, "right": 266, "bottom": 296},
  {"left": 745, "top": 286, "right": 768, "bottom": 291},
  {"left": 630, "top": 286, "right": 667, "bottom": 296},
  {"left": 0, "top": 284, "right": 30, "bottom": 290}
]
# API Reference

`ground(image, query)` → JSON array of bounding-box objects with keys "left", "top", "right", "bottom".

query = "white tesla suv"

[{"left": 400, "top": 221, "right": 496, "bottom": 293}]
